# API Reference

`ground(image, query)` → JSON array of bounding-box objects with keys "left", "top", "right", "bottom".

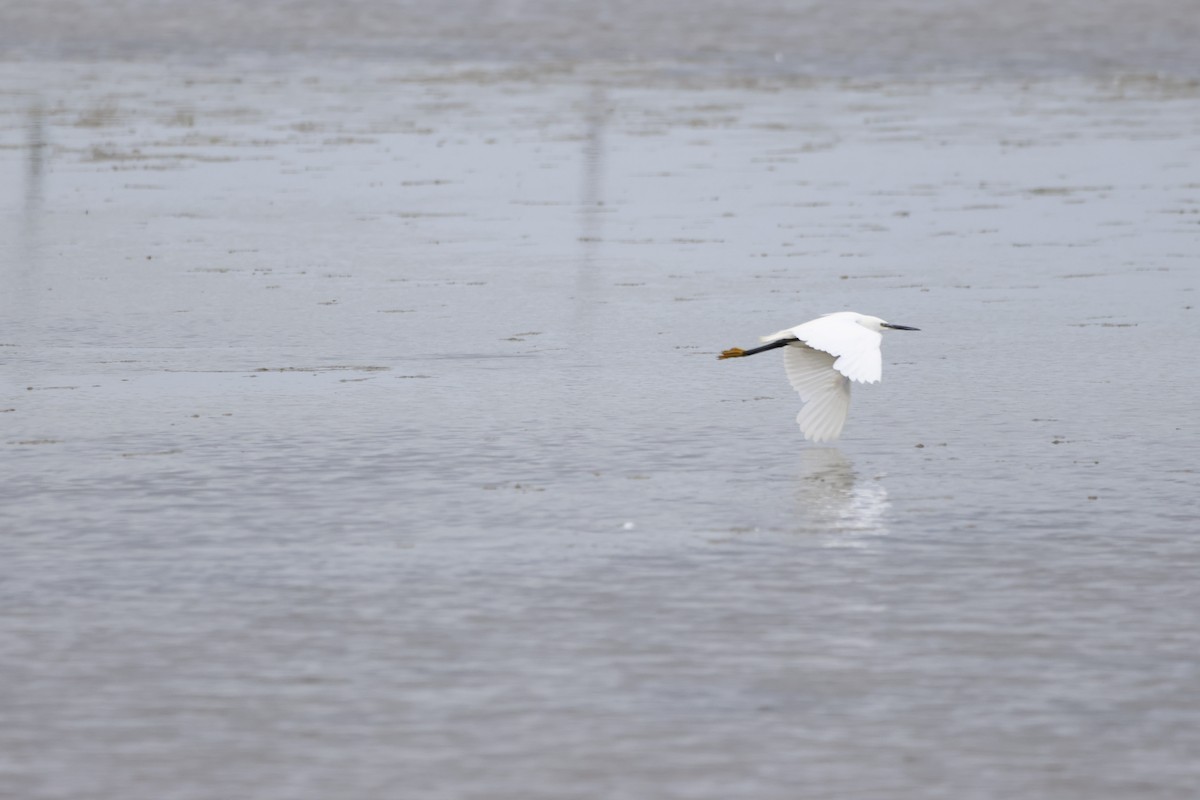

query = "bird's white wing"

[
  {"left": 759, "top": 327, "right": 796, "bottom": 344},
  {"left": 784, "top": 344, "right": 851, "bottom": 442},
  {"left": 789, "top": 315, "right": 883, "bottom": 383}
]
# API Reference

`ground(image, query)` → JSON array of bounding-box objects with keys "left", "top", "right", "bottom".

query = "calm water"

[{"left": 2, "top": 5, "right": 1200, "bottom": 799}]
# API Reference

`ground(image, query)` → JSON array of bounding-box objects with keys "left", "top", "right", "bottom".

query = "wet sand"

[{"left": 2, "top": 26, "right": 1200, "bottom": 800}]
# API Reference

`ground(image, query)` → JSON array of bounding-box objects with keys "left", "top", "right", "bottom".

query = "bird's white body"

[{"left": 742, "top": 312, "right": 915, "bottom": 442}]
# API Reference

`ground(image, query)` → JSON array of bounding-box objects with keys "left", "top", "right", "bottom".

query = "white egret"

[{"left": 719, "top": 311, "right": 919, "bottom": 442}]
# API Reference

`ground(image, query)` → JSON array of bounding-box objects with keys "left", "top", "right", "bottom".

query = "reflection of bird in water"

[{"left": 794, "top": 449, "right": 890, "bottom": 541}]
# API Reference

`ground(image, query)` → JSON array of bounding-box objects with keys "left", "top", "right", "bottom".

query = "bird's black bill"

[{"left": 881, "top": 323, "right": 920, "bottom": 331}]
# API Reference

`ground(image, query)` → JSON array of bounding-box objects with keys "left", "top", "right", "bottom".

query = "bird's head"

[{"left": 858, "top": 314, "right": 920, "bottom": 332}]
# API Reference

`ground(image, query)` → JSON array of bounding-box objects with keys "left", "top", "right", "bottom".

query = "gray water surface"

[
  {"left": 3, "top": 10, "right": 1200, "bottom": 800},
  {"left": 4, "top": 0, "right": 1200, "bottom": 76}
]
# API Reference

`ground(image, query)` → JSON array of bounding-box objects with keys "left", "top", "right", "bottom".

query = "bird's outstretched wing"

[
  {"left": 784, "top": 343, "right": 851, "bottom": 442},
  {"left": 788, "top": 317, "right": 882, "bottom": 384}
]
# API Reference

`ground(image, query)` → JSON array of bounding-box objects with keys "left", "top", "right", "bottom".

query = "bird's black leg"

[{"left": 718, "top": 338, "right": 798, "bottom": 360}]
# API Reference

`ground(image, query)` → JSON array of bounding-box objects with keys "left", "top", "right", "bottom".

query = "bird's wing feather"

[
  {"left": 759, "top": 328, "right": 797, "bottom": 344},
  {"left": 789, "top": 316, "right": 882, "bottom": 383},
  {"left": 784, "top": 344, "right": 851, "bottom": 442}
]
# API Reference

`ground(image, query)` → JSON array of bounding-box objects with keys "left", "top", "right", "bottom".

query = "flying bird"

[{"left": 719, "top": 311, "right": 919, "bottom": 442}]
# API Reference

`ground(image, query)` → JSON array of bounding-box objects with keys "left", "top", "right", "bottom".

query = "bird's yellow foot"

[{"left": 718, "top": 347, "right": 746, "bottom": 360}]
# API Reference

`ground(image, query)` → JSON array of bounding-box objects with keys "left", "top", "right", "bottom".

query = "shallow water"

[
  {"left": 2, "top": 26, "right": 1200, "bottom": 800},
  {"left": 4, "top": 0, "right": 1200, "bottom": 76}
]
